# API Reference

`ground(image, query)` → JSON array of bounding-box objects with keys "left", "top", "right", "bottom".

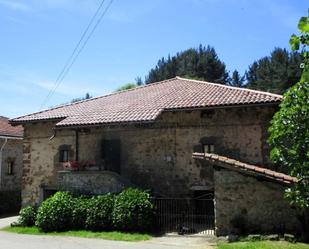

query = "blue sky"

[{"left": 0, "top": 0, "right": 307, "bottom": 118}]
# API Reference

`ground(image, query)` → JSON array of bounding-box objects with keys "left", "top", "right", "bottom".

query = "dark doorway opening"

[
  {"left": 194, "top": 190, "right": 214, "bottom": 216},
  {"left": 101, "top": 139, "right": 121, "bottom": 174}
]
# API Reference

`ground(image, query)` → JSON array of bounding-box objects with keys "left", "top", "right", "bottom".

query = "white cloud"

[
  {"left": 32, "top": 0, "right": 98, "bottom": 11},
  {"left": 0, "top": 0, "right": 31, "bottom": 11},
  {"left": 0, "top": 65, "right": 103, "bottom": 98},
  {"left": 0, "top": 0, "right": 157, "bottom": 25},
  {"left": 0, "top": 0, "right": 99, "bottom": 13},
  {"left": 36, "top": 80, "right": 98, "bottom": 97}
]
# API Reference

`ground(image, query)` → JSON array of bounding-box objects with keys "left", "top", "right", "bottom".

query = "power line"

[
  {"left": 57, "top": 0, "right": 114, "bottom": 85},
  {"left": 39, "top": 0, "right": 114, "bottom": 110},
  {"left": 41, "top": 0, "right": 107, "bottom": 107}
]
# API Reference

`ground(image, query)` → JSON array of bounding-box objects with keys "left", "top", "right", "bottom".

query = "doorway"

[{"left": 101, "top": 139, "right": 121, "bottom": 174}]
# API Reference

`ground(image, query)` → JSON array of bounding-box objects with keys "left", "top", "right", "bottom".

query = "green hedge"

[
  {"left": 85, "top": 194, "right": 114, "bottom": 231},
  {"left": 112, "top": 188, "right": 154, "bottom": 232},
  {"left": 35, "top": 192, "right": 75, "bottom": 232},
  {"left": 28, "top": 189, "right": 154, "bottom": 233},
  {"left": 71, "top": 196, "right": 90, "bottom": 229},
  {"left": 17, "top": 206, "right": 37, "bottom": 227}
]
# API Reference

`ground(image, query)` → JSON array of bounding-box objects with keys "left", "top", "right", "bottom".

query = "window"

[
  {"left": 58, "top": 145, "right": 72, "bottom": 163},
  {"left": 7, "top": 160, "right": 14, "bottom": 175},
  {"left": 59, "top": 149, "right": 69, "bottom": 162},
  {"left": 203, "top": 144, "right": 214, "bottom": 153}
]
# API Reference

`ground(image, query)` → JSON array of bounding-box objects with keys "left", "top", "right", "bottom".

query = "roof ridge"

[
  {"left": 176, "top": 76, "right": 283, "bottom": 98},
  {"left": 10, "top": 77, "right": 180, "bottom": 121}
]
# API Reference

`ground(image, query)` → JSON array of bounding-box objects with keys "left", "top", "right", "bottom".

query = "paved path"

[
  {"left": 0, "top": 216, "right": 215, "bottom": 249},
  {"left": 0, "top": 216, "right": 18, "bottom": 228}
]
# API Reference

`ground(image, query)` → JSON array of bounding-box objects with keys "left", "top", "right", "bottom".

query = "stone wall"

[
  {"left": 0, "top": 138, "right": 22, "bottom": 215},
  {"left": 58, "top": 170, "right": 133, "bottom": 195},
  {"left": 21, "top": 106, "right": 276, "bottom": 206},
  {"left": 22, "top": 122, "right": 75, "bottom": 206},
  {"left": 0, "top": 138, "right": 23, "bottom": 191},
  {"left": 214, "top": 168, "right": 301, "bottom": 236}
]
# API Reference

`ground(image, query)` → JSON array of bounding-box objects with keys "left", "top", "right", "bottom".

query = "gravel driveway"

[{"left": 0, "top": 216, "right": 215, "bottom": 249}]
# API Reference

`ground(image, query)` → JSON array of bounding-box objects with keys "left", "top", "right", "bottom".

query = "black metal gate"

[{"left": 153, "top": 197, "right": 215, "bottom": 235}]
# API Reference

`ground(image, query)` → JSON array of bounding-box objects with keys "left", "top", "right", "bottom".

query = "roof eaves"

[
  {"left": 9, "top": 117, "right": 66, "bottom": 126},
  {"left": 192, "top": 152, "right": 296, "bottom": 185},
  {"left": 164, "top": 101, "right": 280, "bottom": 112},
  {"left": 54, "top": 119, "right": 157, "bottom": 129},
  {"left": 0, "top": 134, "right": 23, "bottom": 139}
]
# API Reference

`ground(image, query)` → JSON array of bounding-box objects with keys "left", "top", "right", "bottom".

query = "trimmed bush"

[
  {"left": 27, "top": 189, "right": 154, "bottom": 233},
  {"left": 35, "top": 192, "right": 74, "bottom": 232},
  {"left": 17, "top": 206, "right": 37, "bottom": 227},
  {"left": 71, "top": 196, "right": 90, "bottom": 230},
  {"left": 85, "top": 194, "right": 114, "bottom": 231},
  {"left": 112, "top": 188, "right": 154, "bottom": 232}
]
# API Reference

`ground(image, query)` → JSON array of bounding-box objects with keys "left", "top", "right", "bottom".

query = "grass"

[
  {"left": 217, "top": 241, "right": 309, "bottom": 249},
  {"left": 1, "top": 226, "right": 152, "bottom": 242}
]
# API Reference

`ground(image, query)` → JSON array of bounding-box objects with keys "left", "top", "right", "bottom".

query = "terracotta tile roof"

[
  {"left": 10, "top": 77, "right": 282, "bottom": 127},
  {"left": 192, "top": 152, "right": 297, "bottom": 185},
  {"left": 0, "top": 116, "right": 23, "bottom": 137}
]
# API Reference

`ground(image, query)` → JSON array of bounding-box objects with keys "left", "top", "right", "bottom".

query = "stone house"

[
  {"left": 0, "top": 116, "right": 23, "bottom": 214},
  {"left": 11, "top": 77, "right": 300, "bottom": 235}
]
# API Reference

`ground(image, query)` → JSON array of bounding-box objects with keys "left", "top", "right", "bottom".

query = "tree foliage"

[
  {"left": 85, "top": 194, "right": 115, "bottom": 231},
  {"left": 112, "top": 188, "right": 154, "bottom": 232},
  {"left": 228, "top": 70, "right": 245, "bottom": 87},
  {"left": 17, "top": 206, "right": 37, "bottom": 227},
  {"left": 71, "top": 93, "right": 92, "bottom": 103},
  {"left": 246, "top": 48, "right": 303, "bottom": 94},
  {"left": 135, "top": 76, "right": 143, "bottom": 86},
  {"left": 115, "top": 83, "right": 138, "bottom": 92},
  {"left": 145, "top": 45, "right": 229, "bottom": 84},
  {"left": 36, "top": 192, "right": 75, "bottom": 232},
  {"left": 268, "top": 13, "right": 309, "bottom": 209}
]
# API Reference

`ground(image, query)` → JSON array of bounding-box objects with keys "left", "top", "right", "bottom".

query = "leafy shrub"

[
  {"left": 85, "top": 194, "right": 114, "bottom": 231},
  {"left": 35, "top": 192, "right": 74, "bottom": 232},
  {"left": 112, "top": 188, "right": 154, "bottom": 232},
  {"left": 17, "top": 206, "right": 37, "bottom": 227},
  {"left": 71, "top": 196, "right": 90, "bottom": 229}
]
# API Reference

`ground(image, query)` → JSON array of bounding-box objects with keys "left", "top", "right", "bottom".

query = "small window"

[
  {"left": 59, "top": 149, "right": 69, "bottom": 162},
  {"left": 203, "top": 144, "right": 214, "bottom": 153},
  {"left": 7, "top": 160, "right": 14, "bottom": 175}
]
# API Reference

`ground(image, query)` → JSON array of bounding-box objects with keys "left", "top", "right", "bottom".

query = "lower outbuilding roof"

[
  {"left": 0, "top": 116, "right": 23, "bottom": 138},
  {"left": 192, "top": 152, "right": 297, "bottom": 185},
  {"left": 10, "top": 77, "right": 282, "bottom": 128}
]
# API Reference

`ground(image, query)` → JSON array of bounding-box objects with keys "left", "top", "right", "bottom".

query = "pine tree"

[
  {"left": 246, "top": 48, "right": 302, "bottom": 94},
  {"left": 144, "top": 45, "right": 229, "bottom": 84},
  {"left": 229, "top": 70, "right": 245, "bottom": 87},
  {"left": 135, "top": 77, "right": 143, "bottom": 86},
  {"left": 71, "top": 93, "right": 92, "bottom": 103}
]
